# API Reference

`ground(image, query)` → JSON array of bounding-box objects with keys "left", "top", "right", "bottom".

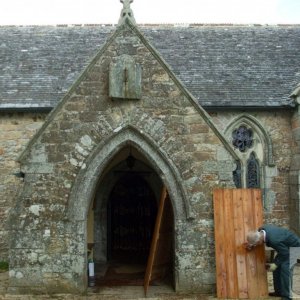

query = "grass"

[{"left": 0, "top": 261, "right": 9, "bottom": 272}]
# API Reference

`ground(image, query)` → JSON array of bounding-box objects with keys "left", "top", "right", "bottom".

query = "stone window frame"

[{"left": 225, "top": 114, "right": 274, "bottom": 191}]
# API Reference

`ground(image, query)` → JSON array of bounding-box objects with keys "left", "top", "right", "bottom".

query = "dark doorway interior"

[
  {"left": 108, "top": 173, "right": 158, "bottom": 263},
  {"left": 95, "top": 172, "right": 164, "bottom": 286}
]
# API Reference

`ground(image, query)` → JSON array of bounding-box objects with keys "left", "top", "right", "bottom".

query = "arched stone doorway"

[
  {"left": 89, "top": 146, "right": 174, "bottom": 287},
  {"left": 67, "top": 127, "right": 190, "bottom": 291}
]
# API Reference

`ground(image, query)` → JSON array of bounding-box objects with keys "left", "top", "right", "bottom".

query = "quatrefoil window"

[{"left": 232, "top": 125, "right": 253, "bottom": 152}]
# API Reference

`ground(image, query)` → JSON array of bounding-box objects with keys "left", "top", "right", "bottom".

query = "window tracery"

[
  {"left": 230, "top": 123, "right": 261, "bottom": 189},
  {"left": 246, "top": 152, "right": 260, "bottom": 188},
  {"left": 232, "top": 125, "right": 253, "bottom": 152}
]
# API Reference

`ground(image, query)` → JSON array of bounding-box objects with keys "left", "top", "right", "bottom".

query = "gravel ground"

[
  {"left": 0, "top": 266, "right": 298, "bottom": 300},
  {"left": 267, "top": 263, "right": 300, "bottom": 299}
]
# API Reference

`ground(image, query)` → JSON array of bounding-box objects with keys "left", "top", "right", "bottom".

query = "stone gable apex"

[{"left": 18, "top": 17, "right": 238, "bottom": 164}]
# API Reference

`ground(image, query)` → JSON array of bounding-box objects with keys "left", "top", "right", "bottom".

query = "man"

[{"left": 245, "top": 224, "right": 300, "bottom": 300}]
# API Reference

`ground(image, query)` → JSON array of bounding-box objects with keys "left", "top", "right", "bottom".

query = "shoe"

[{"left": 269, "top": 292, "right": 281, "bottom": 297}]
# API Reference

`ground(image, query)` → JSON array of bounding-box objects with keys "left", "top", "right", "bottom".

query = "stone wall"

[
  {"left": 2, "top": 109, "right": 294, "bottom": 267},
  {"left": 0, "top": 112, "right": 46, "bottom": 261},
  {"left": 210, "top": 110, "right": 293, "bottom": 226},
  {"left": 1, "top": 110, "right": 296, "bottom": 293},
  {"left": 290, "top": 104, "right": 300, "bottom": 234}
]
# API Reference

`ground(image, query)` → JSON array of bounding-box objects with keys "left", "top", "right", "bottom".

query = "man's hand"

[
  {"left": 265, "top": 263, "right": 277, "bottom": 272},
  {"left": 243, "top": 242, "right": 254, "bottom": 250}
]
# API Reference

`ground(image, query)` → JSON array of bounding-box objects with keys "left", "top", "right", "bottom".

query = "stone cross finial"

[
  {"left": 121, "top": 0, "right": 133, "bottom": 10},
  {"left": 118, "top": 0, "right": 136, "bottom": 24}
]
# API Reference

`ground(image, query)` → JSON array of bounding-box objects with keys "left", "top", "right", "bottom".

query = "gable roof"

[{"left": 1, "top": 24, "right": 299, "bottom": 111}]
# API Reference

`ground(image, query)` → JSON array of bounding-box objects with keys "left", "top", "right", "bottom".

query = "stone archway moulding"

[{"left": 67, "top": 125, "right": 192, "bottom": 224}]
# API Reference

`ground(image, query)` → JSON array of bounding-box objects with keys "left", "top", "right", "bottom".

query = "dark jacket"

[{"left": 259, "top": 224, "right": 300, "bottom": 265}]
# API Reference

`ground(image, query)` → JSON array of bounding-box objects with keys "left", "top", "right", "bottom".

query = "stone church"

[{"left": 0, "top": 0, "right": 300, "bottom": 295}]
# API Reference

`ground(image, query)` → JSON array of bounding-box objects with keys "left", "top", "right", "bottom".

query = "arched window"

[
  {"left": 225, "top": 115, "right": 274, "bottom": 190},
  {"left": 231, "top": 124, "right": 260, "bottom": 188},
  {"left": 233, "top": 160, "right": 242, "bottom": 188},
  {"left": 246, "top": 152, "right": 260, "bottom": 188}
]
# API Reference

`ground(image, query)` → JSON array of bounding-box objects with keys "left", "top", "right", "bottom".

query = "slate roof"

[{"left": 1, "top": 24, "right": 300, "bottom": 111}]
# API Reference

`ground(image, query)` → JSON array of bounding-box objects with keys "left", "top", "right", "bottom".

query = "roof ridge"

[{"left": 1, "top": 23, "right": 300, "bottom": 28}]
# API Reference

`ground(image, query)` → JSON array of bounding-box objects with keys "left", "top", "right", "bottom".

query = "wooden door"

[
  {"left": 213, "top": 189, "right": 268, "bottom": 299},
  {"left": 144, "top": 186, "right": 170, "bottom": 295}
]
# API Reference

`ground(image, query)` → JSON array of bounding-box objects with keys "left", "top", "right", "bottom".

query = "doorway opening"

[{"left": 90, "top": 147, "right": 174, "bottom": 288}]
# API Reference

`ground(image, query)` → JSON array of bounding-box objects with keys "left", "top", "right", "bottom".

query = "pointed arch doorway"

[{"left": 89, "top": 147, "right": 175, "bottom": 288}]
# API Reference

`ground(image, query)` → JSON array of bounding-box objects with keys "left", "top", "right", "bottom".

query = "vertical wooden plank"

[
  {"left": 223, "top": 189, "right": 238, "bottom": 298},
  {"left": 150, "top": 195, "right": 173, "bottom": 281},
  {"left": 252, "top": 189, "right": 268, "bottom": 297},
  {"left": 243, "top": 189, "right": 258, "bottom": 298},
  {"left": 144, "top": 186, "right": 167, "bottom": 296},
  {"left": 233, "top": 189, "right": 248, "bottom": 298},
  {"left": 252, "top": 189, "right": 263, "bottom": 227},
  {"left": 213, "top": 189, "right": 228, "bottom": 298}
]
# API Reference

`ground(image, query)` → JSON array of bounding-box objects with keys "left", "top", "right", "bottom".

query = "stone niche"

[{"left": 109, "top": 54, "right": 142, "bottom": 100}]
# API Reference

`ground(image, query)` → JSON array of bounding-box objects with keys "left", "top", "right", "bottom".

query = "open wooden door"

[
  {"left": 213, "top": 188, "right": 268, "bottom": 299},
  {"left": 144, "top": 186, "right": 171, "bottom": 295}
]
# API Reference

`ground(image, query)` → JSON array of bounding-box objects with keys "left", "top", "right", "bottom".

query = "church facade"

[{"left": 0, "top": 1, "right": 300, "bottom": 295}]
